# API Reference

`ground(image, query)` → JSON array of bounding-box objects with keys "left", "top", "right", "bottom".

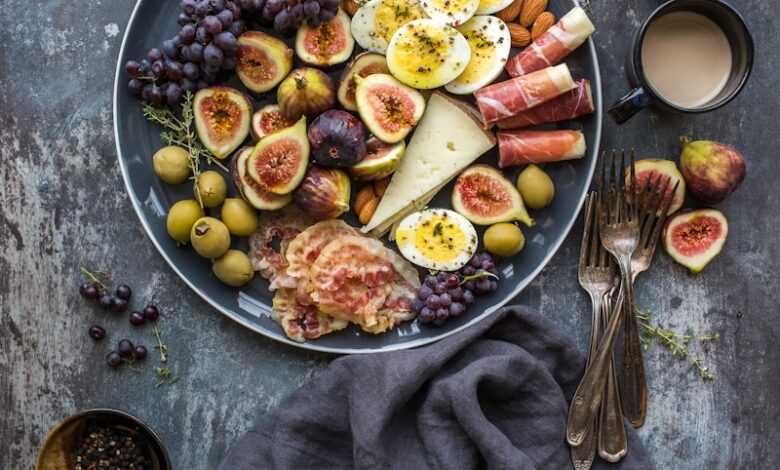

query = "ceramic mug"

[{"left": 608, "top": 0, "right": 753, "bottom": 124}]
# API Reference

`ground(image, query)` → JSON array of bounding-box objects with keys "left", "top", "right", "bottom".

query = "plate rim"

[{"left": 113, "top": 0, "right": 602, "bottom": 354}]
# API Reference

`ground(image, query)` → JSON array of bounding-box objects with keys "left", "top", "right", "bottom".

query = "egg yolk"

[
  {"left": 396, "top": 215, "right": 468, "bottom": 263},
  {"left": 428, "top": 0, "right": 473, "bottom": 19},
  {"left": 374, "top": 0, "right": 426, "bottom": 43},
  {"left": 456, "top": 28, "right": 497, "bottom": 84},
  {"left": 393, "top": 24, "right": 455, "bottom": 76}
]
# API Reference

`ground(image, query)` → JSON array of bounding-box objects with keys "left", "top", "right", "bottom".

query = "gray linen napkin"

[{"left": 219, "top": 306, "right": 651, "bottom": 470}]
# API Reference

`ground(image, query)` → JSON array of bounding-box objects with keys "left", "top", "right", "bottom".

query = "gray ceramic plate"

[{"left": 113, "top": 0, "right": 602, "bottom": 353}]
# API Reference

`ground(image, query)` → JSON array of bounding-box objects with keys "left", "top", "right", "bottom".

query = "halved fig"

[
  {"left": 355, "top": 74, "right": 425, "bottom": 144},
  {"left": 277, "top": 67, "right": 336, "bottom": 121},
  {"left": 663, "top": 209, "right": 728, "bottom": 273},
  {"left": 350, "top": 137, "right": 404, "bottom": 181},
  {"left": 247, "top": 117, "right": 309, "bottom": 195},
  {"left": 337, "top": 52, "right": 390, "bottom": 111},
  {"left": 230, "top": 146, "right": 292, "bottom": 210},
  {"left": 251, "top": 104, "right": 295, "bottom": 141},
  {"left": 295, "top": 9, "right": 354, "bottom": 67},
  {"left": 236, "top": 31, "right": 293, "bottom": 94},
  {"left": 452, "top": 165, "right": 534, "bottom": 226},
  {"left": 626, "top": 159, "right": 686, "bottom": 215},
  {"left": 193, "top": 86, "right": 252, "bottom": 159}
]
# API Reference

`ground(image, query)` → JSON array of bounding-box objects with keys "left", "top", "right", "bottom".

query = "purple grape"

[
  {"left": 425, "top": 294, "right": 441, "bottom": 310},
  {"left": 273, "top": 9, "right": 292, "bottom": 32},
  {"left": 229, "top": 19, "right": 246, "bottom": 36},
  {"left": 129, "top": 311, "right": 146, "bottom": 326},
  {"left": 291, "top": 3, "right": 304, "bottom": 22},
  {"left": 419, "top": 307, "right": 435, "bottom": 323},
  {"left": 263, "top": 0, "right": 284, "bottom": 19},
  {"left": 125, "top": 60, "right": 141, "bottom": 77},
  {"left": 195, "top": 1, "right": 210, "bottom": 16},
  {"left": 178, "top": 13, "right": 192, "bottom": 25},
  {"left": 166, "top": 61, "right": 183, "bottom": 81},
  {"left": 128, "top": 78, "right": 143, "bottom": 97},
  {"left": 147, "top": 48, "right": 163, "bottom": 62},
  {"left": 411, "top": 298, "right": 424, "bottom": 313},
  {"left": 134, "top": 345, "right": 148, "bottom": 360},
  {"left": 182, "top": 61, "right": 200, "bottom": 79},
  {"left": 214, "top": 31, "right": 238, "bottom": 52},
  {"left": 139, "top": 59, "right": 151, "bottom": 73},
  {"left": 448, "top": 287, "right": 464, "bottom": 301},
  {"left": 221, "top": 56, "right": 236, "bottom": 70},
  {"left": 450, "top": 302, "right": 465, "bottom": 317},
  {"left": 182, "top": 0, "right": 197, "bottom": 14},
  {"left": 238, "top": 0, "right": 253, "bottom": 9},
  {"left": 180, "top": 78, "right": 196, "bottom": 92},
  {"left": 252, "top": 0, "right": 265, "bottom": 10},
  {"left": 469, "top": 255, "right": 482, "bottom": 268},
  {"left": 89, "top": 325, "right": 106, "bottom": 341},
  {"left": 475, "top": 278, "right": 491, "bottom": 294},
  {"left": 445, "top": 274, "right": 460, "bottom": 288},
  {"left": 461, "top": 266, "right": 475, "bottom": 276},
  {"left": 189, "top": 42, "right": 204, "bottom": 62},
  {"left": 162, "top": 39, "right": 178, "bottom": 59},
  {"left": 151, "top": 60, "right": 165, "bottom": 77},
  {"left": 322, "top": 0, "right": 339, "bottom": 9},
  {"left": 208, "top": 0, "right": 225, "bottom": 11},
  {"left": 179, "top": 24, "right": 197, "bottom": 43},
  {"left": 143, "top": 305, "right": 160, "bottom": 322},
  {"left": 463, "top": 290, "right": 475, "bottom": 305},
  {"left": 203, "top": 43, "right": 224, "bottom": 66},
  {"left": 439, "top": 293, "right": 452, "bottom": 307},
  {"left": 434, "top": 283, "right": 447, "bottom": 295},
  {"left": 149, "top": 84, "right": 164, "bottom": 106},
  {"left": 196, "top": 79, "right": 209, "bottom": 90},
  {"left": 303, "top": 0, "right": 320, "bottom": 17},
  {"left": 141, "top": 84, "right": 154, "bottom": 102},
  {"left": 203, "top": 15, "right": 223, "bottom": 34},
  {"left": 118, "top": 339, "right": 134, "bottom": 358},
  {"left": 166, "top": 83, "right": 183, "bottom": 106},
  {"left": 417, "top": 285, "right": 433, "bottom": 300},
  {"left": 482, "top": 259, "right": 495, "bottom": 272},
  {"left": 434, "top": 308, "right": 449, "bottom": 325},
  {"left": 488, "top": 280, "right": 498, "bottom": 291},
  {"left": 226, "top": 1, "right": 241, "bottom": 16},
  {"left": 424, "top": 276, "right": 437, "bottom": 288},
  {"left": 463, "top": 280, "right": 475, "bottom": 291},
  {"left": 319, "top": 8, "right": 335, "bottom": 21},
  {"left": 217, "top": 9, "right": 234, "bottom": 26},
  {"left": 196, "top": 26, "right": 212, "bottom": 44}
]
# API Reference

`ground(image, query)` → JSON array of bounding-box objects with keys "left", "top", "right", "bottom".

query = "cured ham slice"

[
  {"left": 498, "top": 129, "right": 586, "bottom": 167},
  {"left": 505, "top": 6, "right": 595, "bottom": 77},
  {"left": 474, "top": 64, "right": 576, "bottom": 127},
  {"left": 496, "top": 79, "right": 594, "bottom": 129},
  {"left": 248, "top": 209, "right": 312, "bottom": 290},
  {"left": 285, "top": 220, "right": 360, "bottom": 280},
  {"left": 272, "top": 288, "right": 348, "bottom": 342}
]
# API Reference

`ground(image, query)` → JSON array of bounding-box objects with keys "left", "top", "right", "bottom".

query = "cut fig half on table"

[
  {"left": 663, "top": 209, "right": 728, "bottom": 273},
  {"left": 627, "top": 159, "right": 686, "bottom": 214}
]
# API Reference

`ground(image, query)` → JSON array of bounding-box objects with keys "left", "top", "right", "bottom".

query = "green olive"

[
  {"left": 213, "top": 250, "right": 255, "bottom": 287},
  {"left": 221, "top": 198, "right": 258, "bottom": 236},
  {"left": 483, "top": 223, "right": 525, "bottom": 257},
  {"left": 196, "top": 171, "right": 227, "bottom": 208},
  {"left": 517, "top": 164, "right": 555, "bottom": 210},
  {"left": 190, "top": 217, "right": 231, "bottom": 259},
  {"left": 166, "top": 199, "right": 205, "bottom": 243},
  {"left": 153, "top": 146, "right": 191, "bottom": 184}
]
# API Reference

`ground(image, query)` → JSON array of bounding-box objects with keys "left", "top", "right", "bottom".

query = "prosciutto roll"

[
  {"left": 505, "top": 7, "right": 595, "bottom": 77},
  {"left": 475, "top": 64, "right": 576, "bottom": 127},
  {"left": 496, "top": 79, "right": 594, "bottom": 129},
  {"left": 498, "top": 129, "right": 586, "bottom": 167}
]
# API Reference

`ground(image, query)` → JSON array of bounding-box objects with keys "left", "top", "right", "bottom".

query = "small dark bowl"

[{"left": 36, "top": 408, "right": 171, "bottom": 470}]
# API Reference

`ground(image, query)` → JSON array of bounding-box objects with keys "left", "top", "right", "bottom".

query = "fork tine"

[
  {"left": 598, "top": 152, "right": 608, "bottom": 227},
  {"left": 597, "top": 199, "right": 609, "bottom": 267},
  {"left": 618, "top": 150, "right": 627, "bottom": 223},
  {"left": 610, "top": 150, "right": 619, "bottom": 224},
  {"left": 589, "top": 192, "right": 600, "bottom": 266},
  {"left": 629, "top": 149, "right": 638, "bottom": 221},
  {"left": 639, "top": 176, "right": 669, "bottom": 248},
  {"left": 579, "top": 193, "right": 594, "bottom": 271},
  {"left": 648, "top": 180, "right": 679, "bottom": 254}
]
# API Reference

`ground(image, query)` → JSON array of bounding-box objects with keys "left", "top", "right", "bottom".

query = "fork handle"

[
  {"left": 566, "top": 282, "right": 626, "bottom": 446},
  {"left": 598, "top": 295, "right": 627, "bottom": 461},
  {"left": 620, "top": 302, "right": 648, "bottom": 428},
  {"left": 570, "top": 416, "right": 597, "bottom": 470}
]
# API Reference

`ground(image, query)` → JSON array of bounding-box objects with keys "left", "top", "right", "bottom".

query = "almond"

[
  {"left": 495, "top": 0, "right": 524, "bottom": 23},
  {"left": 508, "top": 23, "right": 532, "bottom": 47},
  {"left": 531, "top": 11, "right": 555, "bottom": 39},
  {"left": 519, "top": 0, "right": 547, "bottom": 27},
  {"left": 357, "top": 197, "right": 379, "bottom": 225},
  {"left": 354, "top": 178, "right": 390, "bottom": 225},
  {"left": 341, "top": 0, "right": 360, "bottom": 16}
]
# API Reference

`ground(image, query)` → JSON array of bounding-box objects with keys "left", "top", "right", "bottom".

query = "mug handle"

[{"left": 608, "top": 87, "right": 650, "bottom": 124}]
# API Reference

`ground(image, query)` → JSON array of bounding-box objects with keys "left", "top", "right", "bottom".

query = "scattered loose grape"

[
  {"left": 129, "top": 311, "right": 146, "bottom": 326},
  {"left": 88, "top": 325, "right": 106, "bottom": 341},
  {"left": 143, "top": 305, "right": 160, "bottom": 322},
  {"left": 99, "top": 293, "right": 113, "bottom": 310},
  {"left": 134, "top": 345, "right": 148, "bottom": 361},
  {"left": 118, "top": 339, "right": 135, "bottom": 358},
  {"left": 80, "top": 282, "right": 99, "bottom": 300},
  {"left": 115, "top": 284, "right": 132, "bottom": 300},
  {"left": 106, "top": 351, "right": 122, "bottom": 368}
]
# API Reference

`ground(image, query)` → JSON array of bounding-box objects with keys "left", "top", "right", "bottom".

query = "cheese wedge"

[{"left": 363, "top": 92, "right": 497, "bottom": 233}]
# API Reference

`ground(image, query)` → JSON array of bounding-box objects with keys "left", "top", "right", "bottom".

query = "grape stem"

[
  {"left": 80, "top": 267, "right": 109, "bottom": 291},
  {"left": 460, "top": 271, "right": 499, "bottom": 284}
]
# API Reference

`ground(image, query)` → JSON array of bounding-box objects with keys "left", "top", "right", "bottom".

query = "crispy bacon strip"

[
  {"left": 474, "top": 64, "right": 576, "bottom": 127},
  {"left": 498, "top": 129, "right": 586, "bottom": 167},
  {"left": 506, "top": 7, "right": 595, "bottom": 77},
  {"left": 496, "top": 79, "right": 594, "bottom": 129}
]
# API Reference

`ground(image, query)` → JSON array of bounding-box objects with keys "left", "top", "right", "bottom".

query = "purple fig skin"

[
  {"left": 294, "top": 165, "right": 351, "bottom": 219},
  {"left": 308, "top": 110, "right": 367, "bottom": 167},
  {"left": 680, "top": 140, "right": 746, "bottom": 204}
]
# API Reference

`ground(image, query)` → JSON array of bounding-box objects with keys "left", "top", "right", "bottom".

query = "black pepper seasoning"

[{"left": 73, "top": 425, "right": 151, "bottom": 470}]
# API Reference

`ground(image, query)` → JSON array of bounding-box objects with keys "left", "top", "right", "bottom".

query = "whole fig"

[
  {"left": 277, "top": 68, "right": 336, "bottom": 121},
  {"left": 308, "top": 110, "right": 367, "bottom": 167},
  {"left": 294, "top": 165, "right": 351, "bottom": 219},
  {"left": 680, "top": 139, "right": 745, "bottom": 204}
]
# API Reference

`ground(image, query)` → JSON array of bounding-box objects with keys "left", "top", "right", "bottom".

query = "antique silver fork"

[
  {"left": 618, "top": 173, "right": 678, "bottom": 428},
  {"left": 567, "top": 150, "right": 640, "bottom": 447},
  {"left": 570, "top": 193, "right": 616, "bottom": 470}
]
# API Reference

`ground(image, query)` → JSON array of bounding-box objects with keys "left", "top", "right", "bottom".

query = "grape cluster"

[
  {"left": 125, "top": 0, "right": 246, "bottom": 106},
  {"left": 239, "top": 0, "right": 340, "bottom": 34},
  {"left": 412, "top": 253, "right": 499, "bottom": 326}
]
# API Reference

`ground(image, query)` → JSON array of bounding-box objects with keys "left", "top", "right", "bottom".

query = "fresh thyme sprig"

[
  {"left": 80, "top": 267, "right": 111, "bottom": 291},
  {"left": 152, "top": 324, "right": 168, "bottom": 364},
  {"left": 155, "top": 367, "right": 179, "bottom": 387},
  {"left": 142, "top": 91, "right": 228, "bottom": 207},
  {"left": 636, "top": 309, "right": 718, "bottom": 381}
]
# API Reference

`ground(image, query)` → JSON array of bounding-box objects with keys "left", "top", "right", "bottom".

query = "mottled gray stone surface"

[{"left": 1, "top": 1, "right": 778, "bottom": 469}]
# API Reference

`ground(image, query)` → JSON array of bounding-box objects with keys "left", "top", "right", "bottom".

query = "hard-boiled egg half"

[
  {"left": 386, "top": 19, "right": 471, "bottom": 89},
  {"left": 395, "top": 209, "right": 478, "bottom": 271},
  {"left": 475, "top": 0, "right": 514, "bottom": 15},
  {"left": 351, "top": 0, "right": 427, "bottom": 54},
  {"left": 445, "top": 16, "right": 511, "bottom": 94},
  {"left": 420, "top": 0, "right": 480, "bottom": 27}
]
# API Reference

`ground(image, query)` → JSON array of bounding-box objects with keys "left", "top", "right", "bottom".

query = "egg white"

[
  {"left": 395, "top": 209, "right": 478, "bottom": 271},
  {"left": 420, "top": 0, "right": 479, "bottom": 27},
  {"left": 475, "top": 0, "right": 514, "bottom": 15},
  {"left": 386, "top": 19, "right": 471, "bottom": 89},
  {"left": 351, "top": 0, "right": 427, "bottom": 54},
  {"left": 445, "top": 15, "right": 511, "bottom": 94}
]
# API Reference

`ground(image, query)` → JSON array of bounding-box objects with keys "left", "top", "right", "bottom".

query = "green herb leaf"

[
  {"left": 433, "top": 222, "right": 443, "bottom": 237},
  {"left": 460, "top": 271, "right": 499, "bottom": 284}
]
